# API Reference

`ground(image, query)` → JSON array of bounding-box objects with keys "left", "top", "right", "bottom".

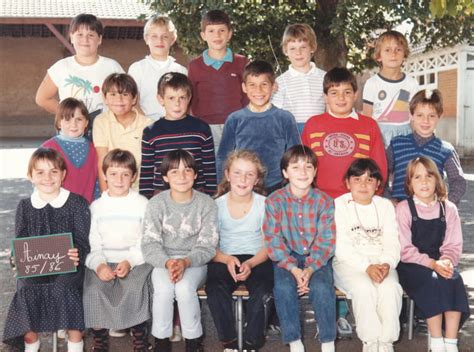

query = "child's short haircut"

[
  {"left": 373, "top": 30, "right": 409, "bottom": 62},
  {"left": 216, "top": 149, "right": 267, "bottom": 198},
  {"left": 280, "top": 144, "right": 317, "bottom": 172},
  {"left": 409, "top": 89, "right": 443, "bottom": 116},
  {"left": 157, "top": 72, "right": 192, "bottom": 98},
  {"left": 243, "top": 60, "right": 275, "bottom": 84},
  {"left": 344, "top": 158, "right": 383, "bottom": 182},
  {"left": 102, "top": 73, "right": 139, "bottom": 98},
  {"left": 55, "top": 97, "right": 90, "bottom": 130},
  {"left": 161, "top": 149, "right": 199, "bottom": 180},
  {"left": 143, "top": 14, "right": 177, "bottom": 39},
  {"left": 201, "top": 9, "right": 231, "bottom": 31},
  {"left": 102, "top": 149, "right": 137, "bottom": 176},
  {"left": 70, "top": 13, "right": 104, "bottom": 36},
  {"left": 323, "top": 67, "right": 357, "bottom": 94},
  {"left": 27, "top": 147, "right": 66, "bottom": 177},
  {"left": 281, "top": 23, "right": 317, "bottom": 52},
  {"left": 404, "top": 156, "right": 447, "bottom": 201}
]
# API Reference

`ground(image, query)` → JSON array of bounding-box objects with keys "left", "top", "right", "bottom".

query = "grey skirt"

[{"left": 83, "top": 262, "right": 153, "bottom": 329}]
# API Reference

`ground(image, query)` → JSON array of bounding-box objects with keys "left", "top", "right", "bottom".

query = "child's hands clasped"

[
  {"left": 366, "top": 263, "right": 390, "bottom": 283},
  {"left": 68, "top": 248, "right": 80, "bottom": 266},
  {"left": 115, "top": 260, "right": 131, "bottom": 278},
  {"left": 97, "top": 263, "right": 116, "bottom": 282},
  {"left": 432, "top": 258, "right": 454, "bottom": 279},
  {"left": 166, "top": 258, "right": 190, "bottom": 283},
  {"left": 291, "top": 267, "right": 313, "bottom": 296}
]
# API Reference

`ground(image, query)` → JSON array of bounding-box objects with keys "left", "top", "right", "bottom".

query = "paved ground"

[{"left": 0, "top": 139, "right": 473, "bottom": 351}]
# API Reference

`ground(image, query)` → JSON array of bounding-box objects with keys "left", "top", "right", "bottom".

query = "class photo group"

[{"left": 1, "top": 8, "right": 470, "bottom": 352}]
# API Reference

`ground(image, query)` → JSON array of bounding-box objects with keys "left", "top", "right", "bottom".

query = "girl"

[
  {"left": 141, "top": 149, "right": 218, "bottom": 352},
  {"left": 42, "top": 97, "right": 98, "bottom": 203},
  {"left": 397, "top": 156, "right": 469, "bottom": 352},
  {"left": 333, "top": 158, "right": 402, "bottom": 352},
  {"left": 206, "top": 150, "right": 273, "bottom": 352},
  {"left": 83, "top": 149, "right": 152, "bottom": 352},
  {"left": 2, "top": 148, "right": 90, "bottom": 352}
]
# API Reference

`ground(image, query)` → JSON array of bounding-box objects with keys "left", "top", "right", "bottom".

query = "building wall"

[{"left": 438, "top": 69, "right": 457, "bottom": 117}]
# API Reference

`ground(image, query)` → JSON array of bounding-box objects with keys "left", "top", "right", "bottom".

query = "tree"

[{"left": 141, "top": 0, "right": 473, "bottom": 72}]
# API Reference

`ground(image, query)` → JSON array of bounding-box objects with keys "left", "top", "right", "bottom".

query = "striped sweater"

[{"left": 139, "top": 115, "right": 217, "bottom": 198}]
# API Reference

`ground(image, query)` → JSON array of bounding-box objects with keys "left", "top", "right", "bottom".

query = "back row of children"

[{"left": 10, "top": 7, "right": 467, "bottom": 352}]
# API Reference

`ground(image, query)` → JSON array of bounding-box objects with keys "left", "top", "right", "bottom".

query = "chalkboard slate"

[{"left": 12, "top": 233, "right": 77, "bottom": 278}]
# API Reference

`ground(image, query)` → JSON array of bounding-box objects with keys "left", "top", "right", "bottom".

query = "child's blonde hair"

[
  {"left": 27, "top": 148, "right": 67, "bottom": 178},
  {"left": 404, "top": 156, "right": 447, "bottom": 201},
  {"left": 373, "top": 30, "right": 409, "bottom": 63},
  {"left": 281, "top": 23, "right": 317, "bottom": 53},
  {"left": 215, "top": 150, "right": 267, "bottom": 198},
  {"left": 143, "top": 15, "right": 177, "bottom": 39},
  {"left": 409, "top": 89, "right": 443, "bottom": 116}
]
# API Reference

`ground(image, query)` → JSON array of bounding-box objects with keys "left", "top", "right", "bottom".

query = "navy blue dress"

[
  {"left": 397, "top": 198, "right": 469, "bottom": 327},
  {"left": 2, "top": 192, "right": 91, "bottom": 345}
]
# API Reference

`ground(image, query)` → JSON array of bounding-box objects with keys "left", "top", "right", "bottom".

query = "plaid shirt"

[{"left": 263, "top": 184, "right": 336, "bottom": 272}]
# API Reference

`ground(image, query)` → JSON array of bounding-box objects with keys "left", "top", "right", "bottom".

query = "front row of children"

[{"left": 3, "top": 143, "right": 469, "bottom": 352}]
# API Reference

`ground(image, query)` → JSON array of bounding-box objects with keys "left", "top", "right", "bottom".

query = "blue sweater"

[{"left": 217, "top": 106, "right": 300, "bottom": 187}]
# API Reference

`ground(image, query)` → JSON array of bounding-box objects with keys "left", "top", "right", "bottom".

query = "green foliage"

[{"left": 141, "top": 0, "right": 473, "bottom": 73}]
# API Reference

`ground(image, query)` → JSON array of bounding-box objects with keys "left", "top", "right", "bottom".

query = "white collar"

[
  {"left": 413, "top": 195, "right": 438, "bottom": 207},
  {"left": 328, "top": 108, "right": 359, "bottom": 120},
  {"left": 288, "top": 62, "right": 316, "bottom": 77},
  {"left": 31, "top": 187, "right": 70, "bottom": 209}
]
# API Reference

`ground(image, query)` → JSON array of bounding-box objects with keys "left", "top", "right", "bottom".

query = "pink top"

[
  {"left": 43, "top": 138, "right": 98, "bottom": 204},
  {"left": 396, "top": 198, "right": 463, "bottom": 267}
]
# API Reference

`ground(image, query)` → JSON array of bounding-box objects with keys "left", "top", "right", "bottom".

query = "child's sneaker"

[
  {"left": 170, "top": 325, "right": 182, "bottom": 342},
  {"left": 109, "top": 328, "right": 127, "bottom": 337},
  {"left": 57, "top": 329, "right": 67, "bottom": 339},
  {"left": 336, "top": 317, "right": 352, "bottom": 338},
  {"left": 362, "top": 341, "right": 378, "bottom": 352}
]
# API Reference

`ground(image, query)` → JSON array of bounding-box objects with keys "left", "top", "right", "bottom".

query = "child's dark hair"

[
  {"left": 157, "top": 72, "right": 192, "bottom": 98},
  {"left": 102, "top": 149, "right": 137, "bottom": 176},
  {"left": 55, "top": 97, "right": 90, "bottom": 131},
  {"left": 201, "top": 9, "right": 231, "bottom": 31},
  {"left": 215, "top": 149, "right": 267, "bottom": 198},
  {"left": 27, "top": 148, "right": 67, "bottom": 177},
  {"left": 102, "top": 73, "right": 138, "bottom": 98},
  {"left": 280, "top": 145, "right": 317, "bottom": 173},
  {"left": 344, "top": 158, "right": 383, "bottom": 182},
  {"left": 243, "top": 60, "right": 275, "bottom": 84},
  {"left": 323, "top": 67, "right": 357, "bottom": 94},
  {"left": 70, "top": 13, "right": 104, "bottom": 36},
  {"left": 405, "top": 156, "right": 447, "bottom": 201},
  {"left": 409, "top": 89, "right": 443, "bottom": 116},
  {"left": 161, "top": 149, "right": 199, "bottom": 184}
]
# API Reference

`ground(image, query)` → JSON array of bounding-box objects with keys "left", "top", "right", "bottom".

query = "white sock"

[
  {"left": 321, "top": 341, "right": 335, "bottom": 352},
  {"left": 430, "top": 337, "right": 446, "bottom": 352},
  {"left": 289, "top": 339, "right": 305, "bottom": 352},
  {"left": 444, "top": 338, "right": 458, "bottom": 352},
  {"left": 25, "top": 339, "right": 40, "bottom": 352},
  {"left": 67, "top": 339, "right": 84, "bottom": 352}
]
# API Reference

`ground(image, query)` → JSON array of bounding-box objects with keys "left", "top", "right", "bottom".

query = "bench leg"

[
  {"left": 408, "top": 298, "right": 414, "bottom": 341},
  {"left": 52, "top": 331, "right": 58, "bottom": 352},
  {"left": 236, "top": 296, "right": 243, "bottom": 352}
]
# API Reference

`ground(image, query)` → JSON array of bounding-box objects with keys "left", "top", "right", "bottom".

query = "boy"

[
  {"left": 263, "top": 145, "right": 336, "bottom": 352},
  {"left": 139, "top": 72, "right": 216, "bottom": 199},
  {"left": 188, "top": 9, "right": 248, "bottom": 148},
  {"left": 129, "top": 15, "right": 188, "bottom": 120},
  {"left": 141, "top": 149, "right": 218, "bottom": 352},
  {"left": 93, "top": 73, "right": 153, "bottom": 192},
  {"left": 272, "top": 23, "right": 326, "bottom": 134},
  {"left": 302, "top": 67, "right": 387, "bottom": 199},
  {"left": 362, "top": 30, "right": 419, "bottom": 147},
  {"left": 217, "top": 60, "right": 299, "bottom": 193},
  {"left": 387, "top": 89, "right": 466, "bottom": 204}
]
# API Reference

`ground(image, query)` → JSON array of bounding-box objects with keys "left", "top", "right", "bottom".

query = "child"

[
  {"left": 387, "top": 89, "right": 466, "bottom": 205},
  {"left": 36, "top": 14, "right": 124, "bottom": 119},
  {"left": 42, "top": 97, "right": 98, "bottom": 203},
  {"left": 272, "top": 23, "right": 326, "bottom": 134},
  {"left": 264, "top": 145, "right": 336, "bottom": 352},
  {"left": 141, "top": 149, "right": 218, "bottom": 352},
  {"left": 93, "top": 73, "right": 153, "bottom": 192},
  {"left": 217, "top": 60, "right": 300, "bottom": 193},
  {"left": 129, "top": 15, "right": 188, "bottom": 120},
  {"left": 362, "top": 30, "right": 419, "bottom": 147},
  {"left": 333, "top": 158, "right": 402, "bottom": 352},
  {"left": 188, "top": 9, "right": 248, "bottom": 148},
  {"left": 83, "top": 149, "right": 152, "bottom": 352},
  {"left": 139, "top": 72, "right": 216, "bottom": 198},
  {"left": 396, "top": 156, "right": 469, "bottom": 352},
  {"left": 302, "top": 67, "right": 387, "bottom": 199},
  {"left": 206, "top": 150, "right": 273, "bottom": 352},
  {"left": 2, "top": 148, "right": 90, "bottom": 352}
]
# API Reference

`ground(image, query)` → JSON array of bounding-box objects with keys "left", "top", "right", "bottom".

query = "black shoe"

[
  {"left": 91, "top": 329, "right": 109, "bottom": 351},
  {"left": 185, "top": 336, "right": 204, "bottom": 352},
  {"left": 154, "top": 337, "right": 171, "bottom": 352},
  {"left": 131, "top": 323, "right": 149, "bottom": 352}
]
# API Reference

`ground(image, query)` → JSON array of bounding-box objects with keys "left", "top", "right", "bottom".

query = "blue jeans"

[{"left": 273, "top": 255, "right": 336, "bottom": 344}]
